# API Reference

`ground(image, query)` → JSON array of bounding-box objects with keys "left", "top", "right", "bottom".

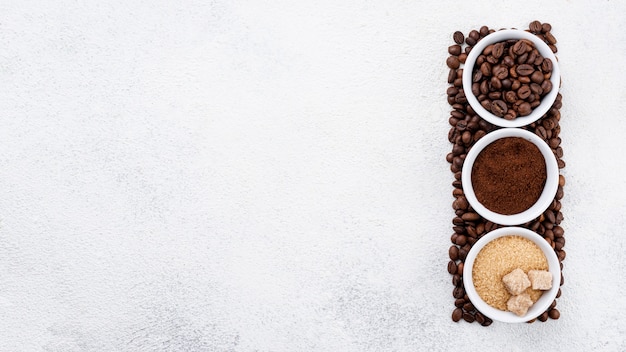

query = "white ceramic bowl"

[
  {"left": 462, "top": 29, "right": 560, "bottom": 128},
  {"left": 461, "top": 128, "right": 558, "bottom": 226},
  {"left": 463, "top": 226, "right": 560, "bottom": 323}
]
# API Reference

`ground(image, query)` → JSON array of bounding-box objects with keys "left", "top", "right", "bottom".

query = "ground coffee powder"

[{"left": 471, "top": 137, "right": 547, "bottom": 215}]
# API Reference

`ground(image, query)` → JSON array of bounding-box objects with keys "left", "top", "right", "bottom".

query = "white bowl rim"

[
  {"left": 462, "top": 29, "right": 560, "bottom": 128},
  {"left": 463, "top": 226, "right": 561, "bottom": 323},
  {"left": 461, "top": 128, "right": 559, "bottom": 226}
]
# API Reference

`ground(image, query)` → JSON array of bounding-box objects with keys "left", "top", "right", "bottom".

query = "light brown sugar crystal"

[
  {"left": 472, "top": 235, "right": 548, "bottom": 311},
  {"left": 528, "top": 269, "right": 553, "bottom": 290}
]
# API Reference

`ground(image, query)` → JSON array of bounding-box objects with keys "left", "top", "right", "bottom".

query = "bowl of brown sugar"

[
  {"left": 461, "top": 127, "right": 559, "bottom": 225},
  {"left": 463, "top": 226, "right": 560, "bottom": 323}
]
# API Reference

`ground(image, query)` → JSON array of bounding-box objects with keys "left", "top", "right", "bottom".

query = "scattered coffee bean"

[
  {"left": 452, "top": 308, "right": 463, "bottom": 322},
  {"left": 453, "top": 31, "right": 464, "bottom": 44}
]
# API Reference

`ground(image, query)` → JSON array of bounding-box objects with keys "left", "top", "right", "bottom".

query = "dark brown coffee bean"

[
  {"left": 542, "top": 58, "right": 553, "bottom": 72},
  {"left": 463, "top": 312, "right": 475, "bottom": 323},
  {"left": 529, "top": 20, "right": 542, "bottom": 33},
  {"left": 516, "top": 64, "right": 535, "bottom": 76},
  {"left": 480, "top": 62, "right": 492, "bottom": 77},
  {"left": 531, "top": 70, "right": 545, "bottom": 84},
  {"left": 461, "top": 212, "right": 480, "bottom": 221},
  {"left": 492, "top": 64, "right": 508, "bottom": 79},
  {"left": 549, "top": 308, "right": 560, "bottom": 320},
  {"left": 466, "top": 36, "right": 476, "bottom": 46},
  {"left": 448, "top": 69, "right": 456, "bottom": 84},
  {"left": 503, "top": 55, "right": 515, "bottom": 67},
  {"left": 504, "top": 91, "right": 517, "bottom": 103},
  {"left": 452, "top": 274, "right": 462, "bottom": 286},
  {"left": 517, "top": 102, "right": 532, "bottom": 116},
  {"left": 492, "top": 42, "right": 505, "bottom": 57},
  {"left": 454, "top": 298, "right": 465, "bottom": 308},
  {"left": 517, "top": 84, "right": 531, "bottom": 99},
  {"left": 535, "top": 125, "right": 548, "bottom": 139},
  {"left": 545, "top": 31, "right": 557, "bottom": 45},
  {"left": 488, "top": 91, "right": 501, "bottom": 100},
  {"left": 469, "top": 30, "right": 479, "bottom": 40},
  {"left": 447, "top": 260, "right": 457, "bottom": 274},
  {"left": 453, "top": 31, "right": 464, "bottom": 44},
  {"left": 449, "top": 245, "right": 459, "bottom": 260},
  {"left": 542, "top": 23, "right": 552, "bottom": 33},
  {"left": 516, "top": 52, "right": 529, "bottom": 65},
  {"left": 449, "top": 45, "right": 462, "bottom": 56},
  {"left": 512, "top": 40, "right": 528, "bottom": 55},
  {"left": 457, "top": 262, "right": 464, "bottom": 274},
  {"left": 474, "top": 130, "right": 486, "bottom": 141},
  {"left": 458, "top": 248, "right": 467, "bottom": 261},
  {"left": 479, "top": 26, "right": 489, "bottom": 37},
  {"left": 463, "top": 302, "right": 474, "bottom": 312},
  {"left": 453, "top": 286, "right": 465, "bottom": 299},
  {"left": 530, "top": 83, "right": 543, "bottom": 95},
  {"left": 541, "top": 80, "right": 553, "bottom": 94},
  {"left": 447, "top": 56, "right": 460, "bottom": 69},
  {"left": 455, "top": 235, "right": 467, "bottom": 246},
  {"left": 452, "top": 307, "right": 463, "bottom": 322},
  {"left": 474, "top": 311, "right": 485, "bottom": 324},
  {"left": 490, "top": 100, "right": 508, "bottom": 117},
  {"left": 456, "top": 196, "right": 469, "bottom": 210}
]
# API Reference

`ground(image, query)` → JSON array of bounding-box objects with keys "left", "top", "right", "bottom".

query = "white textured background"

[{"left": 1, "top": 1, "right": 625, "bottom": 351}]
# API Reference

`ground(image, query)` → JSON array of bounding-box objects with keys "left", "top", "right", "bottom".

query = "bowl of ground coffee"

[
  {"left": 462, "top": 29, "right": 560, "bottom": 128},
  {"left": 463, "top": 226, "right": 560, "bottom": 323},
  {"left": 461, "top": 128, "right": 558, "bottom": 225}
]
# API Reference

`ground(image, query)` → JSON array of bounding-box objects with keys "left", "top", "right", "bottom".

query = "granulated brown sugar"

[{"left": 472, "top": 235, "right": 548, "bottom": 311}]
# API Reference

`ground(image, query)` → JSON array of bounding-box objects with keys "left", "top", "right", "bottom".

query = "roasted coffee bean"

[
  {"left": 447, "top": 56, "right": 460, "bottom": 69},
  {"left": 517, "top": 102, "right": 532, "bottom": 116},
  {"left": 458, "top": 248, "right": 467, "bottom": 261},
  {"left": 529, "top": 20, "right": 542, "bottom": 34},
  {"left": 538, "top": 311, "right": 549, "bottom": 322},
  {"left": 463, "top": 312, "right": 475, "bottom": 323},
  {"left": 545, "top": 31, "right": 557, "bottom": 45},
  {"left": 452, "top": 274, "right": 462, "bottom": 286},
  {"left": 492, "top": 65, "right": 508, "bottom": 80},
  {"left": 449, "top": 45, "right": 462, "bottom": 56},
  {"left": 448, "top": 69, "right": 456, "bottom": 84},
  {"left": 516, "top": 64, "right": 534, "bottom": 76},
  {"left": 466, "top": 36, "right": 476, "bottom": 46},
  {"left": 549, "top": 308, "right": 560, "bottom": 320},
  {"left": 449, "top": 245, "right": 459, "bottom": 260},
  {"left": 512, "top": 40, "right": 528, "bottom": 55},
  {"left": 448, "top": 260, "right": 457, "bottom": 274},
  {"left": 453, "top": 31, "right": 464, "bottom": 44},
  {"left": 454, "top": 298, "right": 465, "bottom": 308},
  {"left": 475, "top": 311, "right": 485, "bottom": 325},
  {"left": 452, "top": 307, "right": 463, "bottom": 322},
  {"left": 490, "top": 100, "right": 508, "bottom": 117},
  {"left": 542, "top": 23, "right": 552, "bottom": 33},
  {"left": 456, "top": 196, "right": 469, "bottom": 209},
  {"left": 505, "top": 90, "right": 517, "bottom": 103},
  {"left": 541, "top": 80, "right": 553, "bottom": 94},
  {"left": 453, "top": 286, "right": 465, "bottom": 299},
  {"left": 479, "top": 25, "right": 490, "bottom": 37},
  {"left": 469, "top": 29, "right": 480, "bottom": 40},
  {"left": 492, "top": 42, "right": 504, "bottom": 59},
  {"left": 463, "top": 302, "right": 474, "bottom": 312},
  {"left": 542, "top": 58, "right": 553, "bottom": 72},
  {"left": 517, "top": 84, "right": 531, "bottom": 99},
  {"left": 531, "top": 70, "right": 545, "bottom": 84},
  {"left": 455, "top": 235, "right": 467, "bottom": 246}
]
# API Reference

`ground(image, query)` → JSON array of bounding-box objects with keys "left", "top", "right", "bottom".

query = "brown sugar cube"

[
  {"left": 507, "top": 293, "right": 533, "bottom": 316},
  {"left": 528, "top": 270, "right": 553, "bottom": 290},
  {"left": 502, "top": 268, "right": 531, "bottom": 295}
]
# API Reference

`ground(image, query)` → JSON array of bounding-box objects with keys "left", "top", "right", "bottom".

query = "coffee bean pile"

[
  {"left": 471, "top": 38, "right": 554, "bottom": 119},
  {"left": 445, "top": 21, "right": 565, "bottom": 325}
]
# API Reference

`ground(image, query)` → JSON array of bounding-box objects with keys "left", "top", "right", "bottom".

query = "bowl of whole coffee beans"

[
  {"left": 463, "top": 226, "right": 560, "bottom": 323},
  {"left": 462, "top": 29, "right": 560, "bottom": 128},
  {"left": 461, "top": 128, "right": 559, "bottom": 225}
]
